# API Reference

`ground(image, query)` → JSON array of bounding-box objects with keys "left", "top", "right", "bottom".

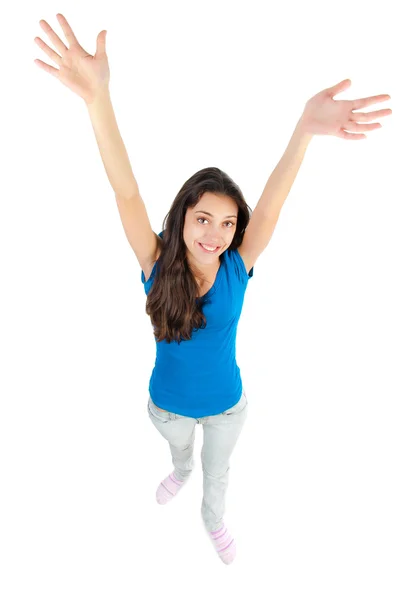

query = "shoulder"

[
  {"left": 236, "top": 246, "right": 254, "bottom": 277},
  {"left": 225, "top": 246, "right": 254, "bottom": 280}
]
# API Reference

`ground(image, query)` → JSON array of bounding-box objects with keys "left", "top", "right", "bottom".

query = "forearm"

[
  {"left": 256, "top": 118, "right": 313, "bottom": 218},
  {"left": 86, "top": 91, "right": 140, "bottom": 200}
]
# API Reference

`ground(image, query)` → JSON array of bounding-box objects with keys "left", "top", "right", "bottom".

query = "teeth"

[{"left": 201, "top": 243, "right": 218, "bottom": 251}]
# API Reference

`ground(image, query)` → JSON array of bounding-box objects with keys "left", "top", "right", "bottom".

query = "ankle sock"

[
  {"left": 156, "top": 471, "right": 189, "bottom": 505},
  {"left": 208, "top": 522, "right": 236, "bottom": 565}
]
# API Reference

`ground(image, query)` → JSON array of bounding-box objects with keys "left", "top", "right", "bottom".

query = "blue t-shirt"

[{"left": 141, "top": 231, "right": 254, "bottom": 418}]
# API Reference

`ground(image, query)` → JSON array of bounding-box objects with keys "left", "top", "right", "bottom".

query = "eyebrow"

[{"left": 194, "top": 210, "right": 238, "bottom": 219}]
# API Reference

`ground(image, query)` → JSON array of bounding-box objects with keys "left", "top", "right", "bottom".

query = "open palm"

[
  {"left": 34, "top": 13, "right": 110, "bottom": 104},
  {"left": 302, "top": 79, "right": 392, "bottom": 139}
]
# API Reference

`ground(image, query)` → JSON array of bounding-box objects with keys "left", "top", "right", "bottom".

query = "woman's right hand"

[{"left": 34, "top": 13, "right": 110, "bottom": 105}]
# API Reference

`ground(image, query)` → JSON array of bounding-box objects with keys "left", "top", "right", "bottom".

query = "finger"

[
  {"left": 351, "top": 108, "right": 392, "bottom": 122},
  {"left": 34, "top": 36, "right": 62, "bottom": 67},
  {"left": 56, "top": 13, "right": 81, "bottom": 46},
  {"left": 39, "top": 19, "right": 68, "bottom": 55},
  {"left": 351, "top": 94, "right": 391, "bottom": 110},
  {"left": 344, "top": 121, "right": 382, "bottom": 132},
  {"left": 336, "top": 128, "right": 366, "bottom": 140},
  {"left": 325, "top": 78, "right": 352, "bottom": 97},
  {"left": 33, "top": 58, "right": 60, "bottom": 78}
]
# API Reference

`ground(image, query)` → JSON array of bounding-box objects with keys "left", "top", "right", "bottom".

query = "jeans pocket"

[
  {"left": 222, "top": 390, "right": 248, "bottom": 416},
  {"left": 147, "top": 397, "right": 171, "bottom": 424}
]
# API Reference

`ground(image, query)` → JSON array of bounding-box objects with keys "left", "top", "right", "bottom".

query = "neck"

[{"left": 187, "top": 255, "right": 221, "bottom": 280}]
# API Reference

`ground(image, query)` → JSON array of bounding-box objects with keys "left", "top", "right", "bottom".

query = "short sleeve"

[
  {"left": 141, "top": 262, "right": 157, "bottom": 284},
  {"left": 231, "top": 248, "right": 254, "bottom": 282},
  {"left": 141, "top": 230, "right": 163, "bottom": 288}
]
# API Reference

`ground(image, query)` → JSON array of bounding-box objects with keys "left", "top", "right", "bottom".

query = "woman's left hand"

[{"left": 300, "top": 79, "right": 392, "bottom": 140}]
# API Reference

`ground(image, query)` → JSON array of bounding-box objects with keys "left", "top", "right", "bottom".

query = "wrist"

[
  {"left": 85, "top": 86, "right": 111, "bottom": 109},
  {"left": 291, "top": 116, "right": 315, "bottom": 147}
]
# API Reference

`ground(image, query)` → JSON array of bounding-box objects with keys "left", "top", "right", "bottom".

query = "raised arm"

[
  {"left": 86, "top": 90, "right": 162, "bottom": 275},
  {"left": 34, "top": 13, "right": 162, "bottom": 275},
  {"left": 238, "top": 79, "right": 391, "bottom": 273}
]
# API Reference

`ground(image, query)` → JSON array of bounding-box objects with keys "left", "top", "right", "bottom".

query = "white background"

[{"left": 2, "top": 0, "right": 410, "bottom": 598}]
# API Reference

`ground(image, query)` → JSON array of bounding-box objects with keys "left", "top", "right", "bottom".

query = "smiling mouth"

[{"left": 198, "top": 242, "right": 221, "bottom": 253}]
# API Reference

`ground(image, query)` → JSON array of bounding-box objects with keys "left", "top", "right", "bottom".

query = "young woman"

[{"left": 34, "top": 14, "right": 392, "bottom": 565}]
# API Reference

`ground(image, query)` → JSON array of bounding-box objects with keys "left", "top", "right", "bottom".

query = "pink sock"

[
  {"left": 208, "top": 522, "right": 237, "bottom": 565},
  {"left": 156, "top": 471, "right": 189, "bottom": 504}
]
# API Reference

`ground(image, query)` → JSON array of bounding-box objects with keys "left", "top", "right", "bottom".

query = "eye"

[{"left": 197, "top": 217, "right": 234, "bottom": 227}]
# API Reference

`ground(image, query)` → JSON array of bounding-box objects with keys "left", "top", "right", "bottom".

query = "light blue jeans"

[{"left": 147, "top": 389, "right": 249, "bottom": 532}]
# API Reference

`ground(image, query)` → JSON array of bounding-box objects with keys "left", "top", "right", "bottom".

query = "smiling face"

[{"left": 183, "top": 191, "right": 238, "bottom": 274}]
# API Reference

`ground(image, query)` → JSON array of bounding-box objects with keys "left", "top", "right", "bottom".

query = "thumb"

[
  {"left": 327, "top": 78, "right": 351, "bottom": 98},
  {"left": 95, "top": 30, "right": 107, "bottom": 57}
]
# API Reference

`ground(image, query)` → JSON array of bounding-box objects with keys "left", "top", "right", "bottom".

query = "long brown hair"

[{"left": 145, "top": 167, "right": 252, "bottom": 344}]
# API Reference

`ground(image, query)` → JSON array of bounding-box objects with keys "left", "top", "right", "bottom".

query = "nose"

[{"left": 204, "top": 226, "right": 223, "bottom": 245}]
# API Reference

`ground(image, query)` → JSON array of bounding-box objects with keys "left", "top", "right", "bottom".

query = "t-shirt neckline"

[{"left": 197, "top": 253, "right": 224, "bottom": 301}]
